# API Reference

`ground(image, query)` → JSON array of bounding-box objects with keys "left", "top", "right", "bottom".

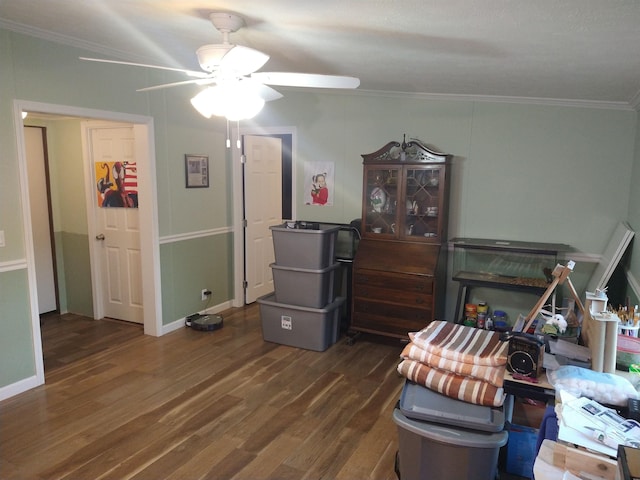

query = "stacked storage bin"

[
  {"left": 257, "top": 223, "right": 344, "bottom": 352},
  {"left": 393, "top": 381, "right": 512, "bottom": 480}
]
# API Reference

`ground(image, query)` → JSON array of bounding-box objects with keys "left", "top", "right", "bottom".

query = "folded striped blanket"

[
  {"left": 409, "top": 321, "right": 508, "bottom": 367},
  {"left": 397, "top": 359, "right": 506, "bottom": 407},
  {"left": 400, "top": 342, "right": 505, "bottom": 388}
]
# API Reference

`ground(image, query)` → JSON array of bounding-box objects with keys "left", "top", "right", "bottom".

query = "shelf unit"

[{"left": 450, "top": 238, "right": 572, "bottom": 324}]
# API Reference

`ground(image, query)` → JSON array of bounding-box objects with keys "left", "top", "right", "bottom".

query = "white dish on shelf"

[{"left": 370, "top": 187, "right": 387, "bottom": 213}]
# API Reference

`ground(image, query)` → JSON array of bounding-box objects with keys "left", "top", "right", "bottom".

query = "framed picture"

[{"left": 185, "top": 154, "right": 209, "bottom": 188}]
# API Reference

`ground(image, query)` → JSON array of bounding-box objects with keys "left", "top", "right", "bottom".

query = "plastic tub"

[
  {"left": 617, "top": 335, "right": 640, "bottom": 368},
  {"left": 399, "top": 380, "right": 512, "bottom": 433},
  {"left": 393, "top": 408, "right": 508, "bottom": 480},
  {"left": 257, "top": 293, "right": 344, "bottom": 351},
  {"left": 270, "top": 223, "right": 339, "bottom": 269},
  {"left": 271, "top": 262, "right": 339, "bottom": 308}
]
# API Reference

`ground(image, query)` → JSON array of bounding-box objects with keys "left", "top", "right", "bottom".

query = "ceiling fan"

[{"left": 80, "top": 12, "right": 360, "bottom": 122}]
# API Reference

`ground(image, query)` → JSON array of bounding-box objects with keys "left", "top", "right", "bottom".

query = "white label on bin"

[{"left": 281, "top": 316, "right": 292, "bottom": 330}]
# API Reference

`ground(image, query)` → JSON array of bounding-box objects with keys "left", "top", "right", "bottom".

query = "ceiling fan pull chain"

[{"left": 226, "top": 119, "right": 231, "bottom": 148}]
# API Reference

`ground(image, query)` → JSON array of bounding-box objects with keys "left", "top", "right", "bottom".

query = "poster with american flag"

[{"left": 95, "top": 161, "right": 138, "bottom": 208}]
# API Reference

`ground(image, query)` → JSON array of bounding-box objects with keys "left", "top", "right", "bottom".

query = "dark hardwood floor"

[
  {"left": 1, "top": 306, "right": 406, "bottom": 479},
  {"left": 2, "top": 307, "right": 527, "bottom": 480}
]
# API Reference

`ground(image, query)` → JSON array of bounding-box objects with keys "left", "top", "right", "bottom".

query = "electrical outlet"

[{"left": 201, "top": 289, "right": 212, "bottom": 301}]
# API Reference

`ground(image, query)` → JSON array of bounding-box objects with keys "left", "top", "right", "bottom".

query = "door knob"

[{"left": 96, "top": 234, "right": 105, "bottom": 240}]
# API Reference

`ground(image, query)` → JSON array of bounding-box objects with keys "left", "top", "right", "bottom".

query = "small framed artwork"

[{"left": 185, "top": 154, "right": 209, "bottom": 188}]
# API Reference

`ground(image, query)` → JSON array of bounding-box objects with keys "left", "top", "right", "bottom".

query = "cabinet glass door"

[
  {"left": 363, "top": 166, "right": 399, "bottom": 236},
  {"left": 403, "top": 167, "right": 442, "bottom": 240}
]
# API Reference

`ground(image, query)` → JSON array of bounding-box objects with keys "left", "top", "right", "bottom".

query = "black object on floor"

[{"left": 185, "top": 313, "right": 223, "bottom": 331}]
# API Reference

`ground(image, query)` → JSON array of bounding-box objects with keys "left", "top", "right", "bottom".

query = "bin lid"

[
  {"left": 393, "top": 409, "right": 509, "bottom": 448},
  {"left": 270, "top": 223, "right": 340, "bottom": 234},
  {"left": 399, "top": 381, "right": 510, "bottom": 433}
]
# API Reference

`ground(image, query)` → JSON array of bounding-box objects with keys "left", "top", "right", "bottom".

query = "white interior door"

[
  {"left": 25, "top": 126, "right": 57, "bottom": 314},
  {"left": 244, "top": 135, "right": 283, "bottom": 303},
  {"left": 89, "top": 125, "right": 143, "bottom": 323}
]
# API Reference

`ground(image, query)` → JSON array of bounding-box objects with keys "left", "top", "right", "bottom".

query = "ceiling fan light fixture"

[
  {"left": 225, "top": 93, "right": 265, "bottom": 121},
  {"left": 190, "top": 87, "right": 217, "bottom": 118},
  {"left": 191, "top": 83, "right": 265, "bottom": 121}
]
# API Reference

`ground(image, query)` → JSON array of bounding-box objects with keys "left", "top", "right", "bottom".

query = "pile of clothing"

[{"left": 397, "top": 320, "right": 509, "bottom": 407}]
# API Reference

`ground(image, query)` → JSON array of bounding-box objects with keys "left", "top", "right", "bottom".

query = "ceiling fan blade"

[
  {"left": 251, "top": 72, "right": 360, "bottom": 89},
  {"left": 79, "top": 57, "right": 209, "bottom": 78},
  {"left": 220, "top": 46, "right": 269, "bottom": 76},
  {"left": 257, "top": 84, "right": 283, "bottom": 102},
  {"left": 237, "top": 77, "right": 283, "bottom": 102},
  {"left": 137, "top": 78, "right": 215, "bottom": 92}
]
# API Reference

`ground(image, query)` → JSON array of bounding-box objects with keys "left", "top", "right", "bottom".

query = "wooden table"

[{"left": 503, "top": 365, "right": 556, "bottom": 404}]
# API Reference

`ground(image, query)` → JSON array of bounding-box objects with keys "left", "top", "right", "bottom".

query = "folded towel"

[
  {"left": 398, "top": 359, "right": 506, "bottom": 407},
  {"left": 400, "top": 342, "right": 505, "bottom": 388},
  {"left": 409, "top": 321, "right": 508, "bottom": 367}
]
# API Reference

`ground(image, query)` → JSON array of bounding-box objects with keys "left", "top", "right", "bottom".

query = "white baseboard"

[
  {"left": 0, "top": 375, "right": 43, "bottom": 402},
  {"left": 160, "top": 300, "right": 235, "bottom": 336}
]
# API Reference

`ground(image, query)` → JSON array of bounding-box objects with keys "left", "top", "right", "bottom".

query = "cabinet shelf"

[{"left": 452, "top": 271, "right": 550, "bottom": 292}]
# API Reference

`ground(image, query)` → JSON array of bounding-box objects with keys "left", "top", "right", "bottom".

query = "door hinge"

[
  {"left": 242, "top": 280, "right": 248, "bottom": 289},
  {"left": 242, "top": 218, "right": 247, "bottom": 228},
  {"left": 240, "top": 154, "right": 246, "bottom": 164}
]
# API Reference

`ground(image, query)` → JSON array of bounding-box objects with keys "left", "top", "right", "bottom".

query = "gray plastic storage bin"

[
  {"left": 399, "top": 380, "right": 512, "bottom": 433},
  {"left": 257, "top": 293, "right": 344, "bottom": 351},
  {"left": 271, "top": 262, "right": 339, "bottom": 308},
  {"left": 393, "top": 408, "right": 508, "bottom": 480},
  {"left": 270, "top": 223, "right": 340, "bottom": 269}
]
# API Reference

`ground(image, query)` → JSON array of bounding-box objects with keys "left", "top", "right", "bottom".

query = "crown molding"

[
  {"left": 0, "top": 18, "right": 155, "bottom": 64},
  {"left": 352, "top": 89, "right": 637, "bottom": 112}
]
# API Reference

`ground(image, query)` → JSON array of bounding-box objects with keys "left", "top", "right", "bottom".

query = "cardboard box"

[{"left": 619, "top": 444, "right": 640, "bottom": 480}]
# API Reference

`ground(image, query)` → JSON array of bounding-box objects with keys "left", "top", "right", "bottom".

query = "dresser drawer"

[
  {"left": 354, "top": 270, "right": 433, "bottom": 294},
  {"left": 353, "top": 283, "right": 432, "bottom": 307},
  {"left": 352, "top": 299, "right": 432, "bottom": 336}
]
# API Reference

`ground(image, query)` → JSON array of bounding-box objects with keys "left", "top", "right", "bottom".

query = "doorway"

[
  {"left": 232, "top": 127, "right": 295, "bottom": 307},
  {"left": 83, "top": 122, "right": 143, "bottom": 324},
  {"left": 24, "top": 126, "right": 59, "bottom": 315},
  {"left": 15, "top": 100, "right": 162, "bottom": 389}
]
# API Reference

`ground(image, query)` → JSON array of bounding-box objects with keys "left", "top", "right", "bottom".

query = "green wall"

[
  {"left": 1, "top": 28, "right": 639, "bottom": 397},
  {"left": 0, "top": 270, "right": 35, "bottom": 386},
  {"left": 160, "top": 234, "right": 234, "bottom": 323}
]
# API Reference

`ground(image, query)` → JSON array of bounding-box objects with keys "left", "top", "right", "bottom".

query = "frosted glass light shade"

[{"left": 191, "top": 83, "right": 265, "bottom": 121}]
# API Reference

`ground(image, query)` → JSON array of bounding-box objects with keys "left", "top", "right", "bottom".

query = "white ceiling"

[{"left": 2, "top": 0, "right": 640, "bottom": 109}]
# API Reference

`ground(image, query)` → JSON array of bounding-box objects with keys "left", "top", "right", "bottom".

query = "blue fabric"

[{"left": 532, "top": 405, "right": 558, "bottom": 479}]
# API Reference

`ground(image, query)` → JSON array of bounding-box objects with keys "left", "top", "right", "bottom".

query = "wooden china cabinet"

[{"left": 349, "top": 138, "right": 452, "bottom": 342}]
